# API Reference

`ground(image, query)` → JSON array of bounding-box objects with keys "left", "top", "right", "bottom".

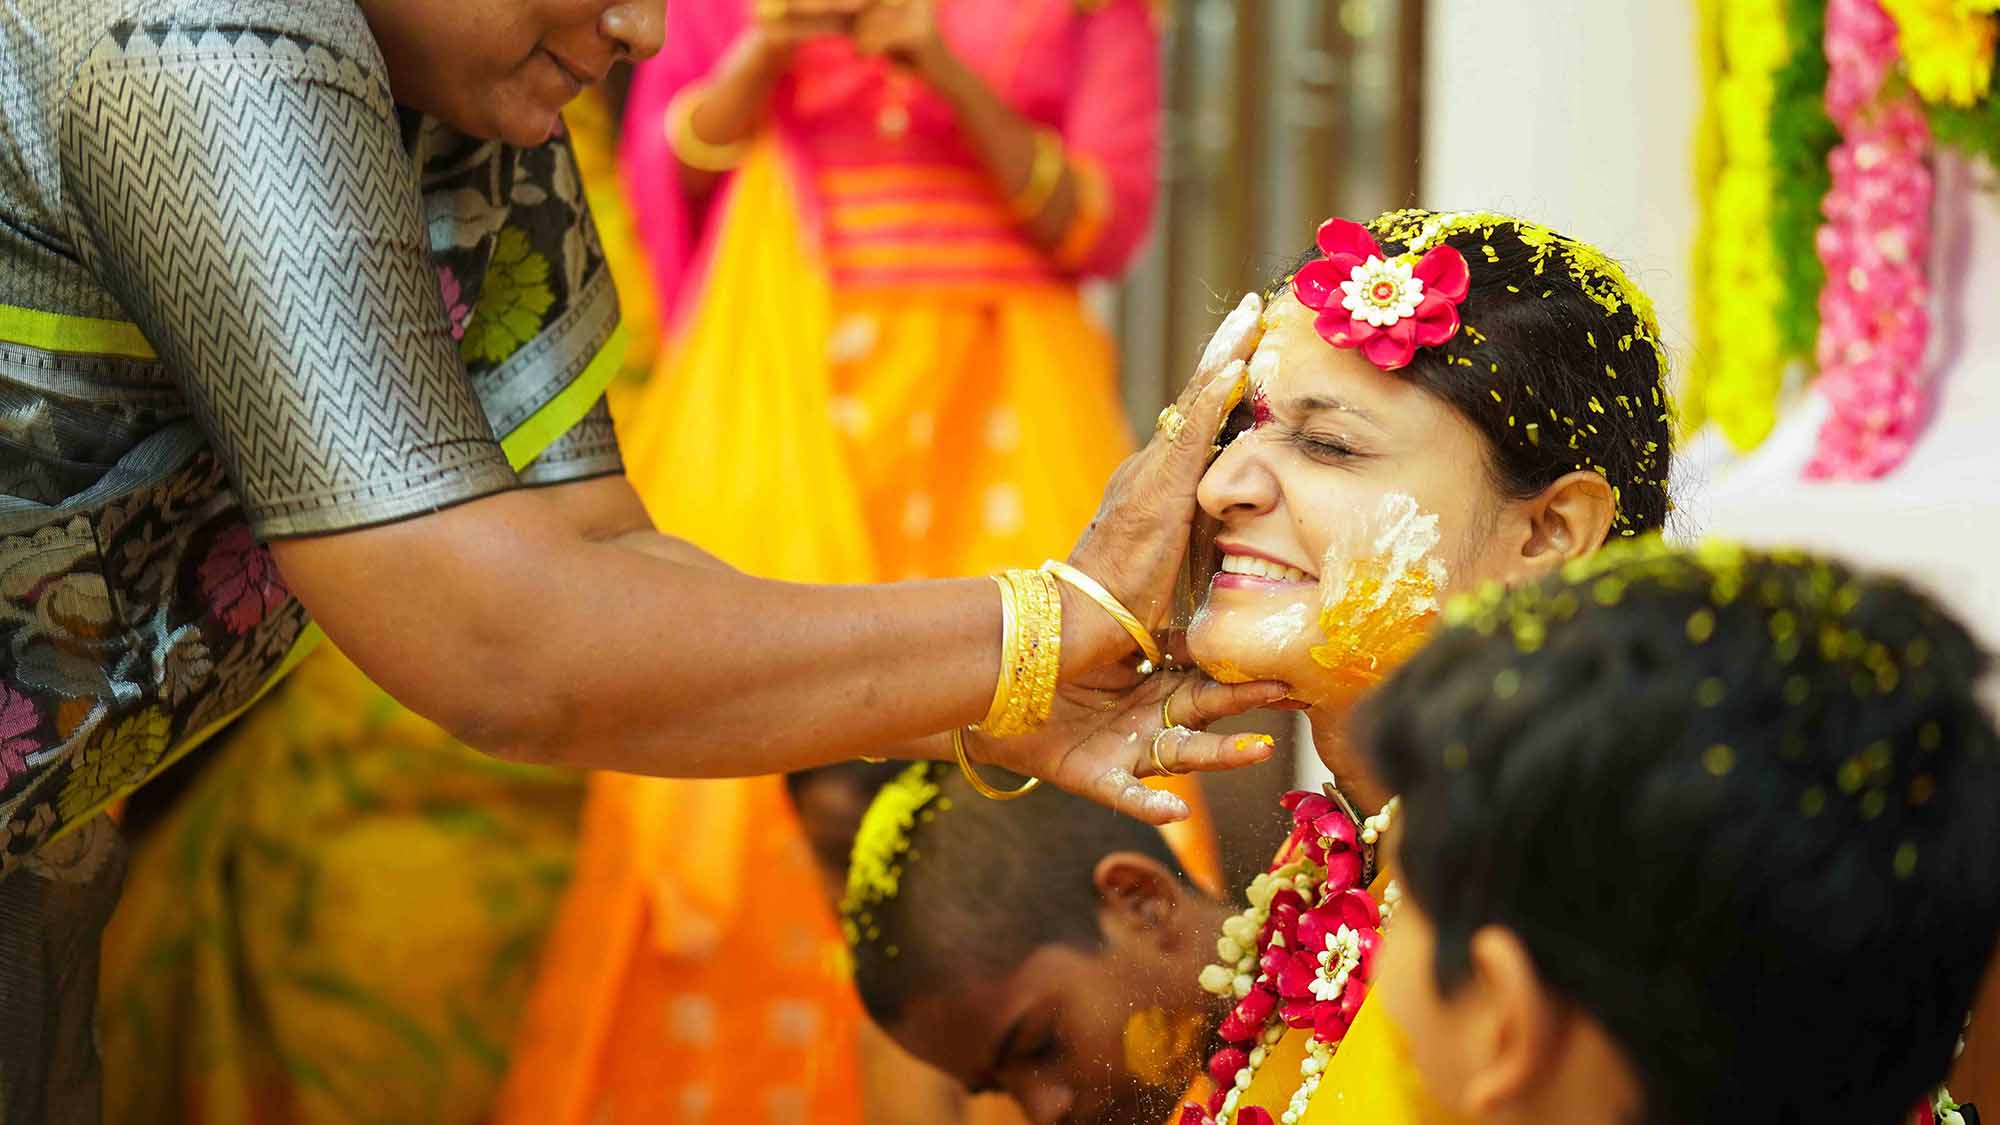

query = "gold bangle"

[
  {"left": 667, "top": 87, "right": 749, "bottom": 173},
  {"left": 977, "top": 573, "right": 1021, "bottom": 732},
  {"left": 1010, "top": 130, "right": 1066, "bottom": 223},
  {"left": 1017, "top": 569, "right": 1063, "bottom": 733},
  {"left": 976, "top": 569, "right": 1062, "bottom": 737},
  {"left": 1042, "top": 560, "right": 1164, "bottom": 669},
  {"left": 952, "top": 727, "right": 1041, "bottom": 801}
]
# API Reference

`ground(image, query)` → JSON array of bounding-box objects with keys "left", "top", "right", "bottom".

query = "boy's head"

[
  {"left": 1358, "top": 539, "right": 2000, "bottom": 1125},
  {"left": 845, "top": 764, "right": 1230, "bottom": 1125}
]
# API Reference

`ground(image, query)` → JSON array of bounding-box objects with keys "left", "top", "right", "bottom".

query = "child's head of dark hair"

[{"left": 1361, "top": 539, "right": 1999, "bottom": 1125}]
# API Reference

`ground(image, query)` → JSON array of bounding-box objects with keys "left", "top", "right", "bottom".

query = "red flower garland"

[{"left": 1184, "top": 791, "right": 1392, "bottom": 1125}]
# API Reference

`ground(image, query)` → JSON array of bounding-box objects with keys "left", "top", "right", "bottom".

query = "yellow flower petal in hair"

[{"left": 840, "top": 763, "right": 949, "bottom": 950}]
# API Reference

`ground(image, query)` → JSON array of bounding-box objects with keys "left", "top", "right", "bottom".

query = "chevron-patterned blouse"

[{"left": 0, "top": 0, "right": 629, "bottom": 869}]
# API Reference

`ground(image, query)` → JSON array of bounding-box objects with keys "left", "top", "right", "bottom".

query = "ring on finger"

[
  {"left": 1150, "top": 725, "right": 1187, "bottom": 778},
  {"left": 1155, "top": 403, "right": 1187, "bottom": 441},
  {"left": 1160, "top": 690, "right": 1178, "bottom": 734}
]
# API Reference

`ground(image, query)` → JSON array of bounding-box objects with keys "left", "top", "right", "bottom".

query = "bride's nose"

[{"left": 1196, "top": 434, "right": 1281, "bottom": 523}]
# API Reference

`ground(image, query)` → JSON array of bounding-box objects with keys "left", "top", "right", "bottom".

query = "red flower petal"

[
  {"left": 1313, "top": 1002, "right": 1356, "bottom": 1043},
  {"left": 1323, "top": 849, "right": 1365, "bottom": 893},
  {"left": 1354, "top": 929, "right": 1384, "bottom": 981},
  {"left": 1361, "top": 317, "right": 1419, "bottom": 369},
  {"left": 1334, "top": 887, "right": 1382, "bottom": 930},
  {"left": 1238, "top": 1108, "right": 1276, "bottom": 1125},
  {"left": 1179, "top": 1104, "right": 1215, "bottom": 1125},
  {"left": 1209, "top": 1047, "right": 1250, "bottom": 1088},
  {"left": 1413, "top": 245, "right": 1470, "bottom": 302},
  {"left": 1238, "top": 986, "right": 1278, "bottom": 1025},
  {"left": 1315, "top": 309, "right": 1384, "bottom": 351},
  {"left": 1413, "top": 294, "right": 1462, "bottom": 348},
  {"left": 1293, "top": 259, "right": 1345, "bottom": 311},
  {"left": 1316, "top": 218, "right": 1383, "bottom": 266},
  {"left": 1315, "top": 810, "right": 1359, "bottom": 850}
]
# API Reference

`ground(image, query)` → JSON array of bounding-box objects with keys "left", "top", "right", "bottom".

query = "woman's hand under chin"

[{"left": 969, "top": 671, "right": 1289, "bottom": 826}]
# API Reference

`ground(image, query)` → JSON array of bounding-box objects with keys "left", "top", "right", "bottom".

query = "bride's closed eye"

[{"left": 1287, "top": 427, "right": 1367, "bottom": 464}]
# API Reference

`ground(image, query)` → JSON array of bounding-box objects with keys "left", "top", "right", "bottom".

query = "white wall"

[{"left": 1420, "top": 0, "right": 1702, "bottom": 368}]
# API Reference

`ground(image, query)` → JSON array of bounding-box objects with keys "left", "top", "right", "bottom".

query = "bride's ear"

[{"left": 1509, "top": 471, "right": 1616, "bottom": 579}]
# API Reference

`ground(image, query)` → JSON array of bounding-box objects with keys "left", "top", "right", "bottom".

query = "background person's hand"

[
  {"left": 747, "top": 0, "right": 866, "bottom": 57},
  {"left": 850, "top": 0, "right": 950, "bottom": 76}
]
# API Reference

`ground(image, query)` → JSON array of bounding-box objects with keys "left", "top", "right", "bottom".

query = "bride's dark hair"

[{"left": 1261, "top": 209, "right": 1674, "bottom": 538}]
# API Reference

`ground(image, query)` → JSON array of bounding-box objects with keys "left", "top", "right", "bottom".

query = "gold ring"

[
  {"left": 1155, "top": 403, "right": 1187, "bottom": 441},
  {"left": 1160, "top": 691, "right": 1178, "bottom": 733},
  {"left": 1150, "top": 726, "right": 1186, "bottom": 777}
]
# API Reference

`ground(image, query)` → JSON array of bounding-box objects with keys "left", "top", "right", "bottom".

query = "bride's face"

[{"left": 1188, "top": 293, "right": 1526, "bottom": 707}]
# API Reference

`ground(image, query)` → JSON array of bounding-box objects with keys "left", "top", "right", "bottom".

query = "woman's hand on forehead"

[{"left": 1199, "top": 293, "right": 1266, "bottom": 380}]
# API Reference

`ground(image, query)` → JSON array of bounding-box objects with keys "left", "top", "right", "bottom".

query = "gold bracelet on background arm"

[
  {"left": 1009, "top": 129, "right": 1066, "bottom": 223},
  {"left": 666, "top": 86, "right": 750, "bottom": 173},
  {"left": 1041, "top": 559, "right": 1163, "bottom": 669}
]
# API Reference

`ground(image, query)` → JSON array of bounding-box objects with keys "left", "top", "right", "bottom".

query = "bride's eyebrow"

[{"left": 1287, "top": 394, "right": 1382, "bottom": 428}]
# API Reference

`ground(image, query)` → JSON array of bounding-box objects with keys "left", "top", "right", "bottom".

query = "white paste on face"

[
  {"left": 1200, "top": 293, "right": 1266, "bottom": 377},
  {"left": 1247, "top": 344, "right": 1281, "bottom": 394},
  {"left": 1317, "top": 492, "right": 1450, "bottom": 639},
  {"left": 1255, "top": 601, "right": 1312, "bottom": 650}
]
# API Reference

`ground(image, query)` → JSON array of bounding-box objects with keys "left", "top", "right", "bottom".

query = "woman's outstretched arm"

[{"left": 269, "top": 298, "right": 1274, "bottom": 822}]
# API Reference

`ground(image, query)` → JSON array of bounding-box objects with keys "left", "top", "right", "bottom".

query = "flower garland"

[
  {"left": 1769, "top": 0, "right": 1842, "bottom": 359},
  {"left": 1806, "top": 0, "right": 1935, "bottom": 479},
  {"left": 1695, "top": 0, "right": 1794, "bottom": 449},
  {"left": 1181, "top": 791, "right": 1398, "bottom": 1125},
  {"left": 1879, "top": 0, "right": 2000, "bottom": 105}
]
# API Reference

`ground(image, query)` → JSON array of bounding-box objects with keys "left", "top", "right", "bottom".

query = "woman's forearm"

[
  {"left": 922, "top": 50, "right": 1080, "bottom": 252},
  {"left": 675, "top": 33, "right": 791, "bottom": 195},
  {"left": 271, "top": 488, "right": 1123, "bottom": 778}
]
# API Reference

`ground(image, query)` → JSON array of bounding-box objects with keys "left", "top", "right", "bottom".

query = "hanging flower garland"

[
  {"left": 1806, "top": 0, "right": 1936, "bottom": 479},
  {"left": 1180, "top": 792, "right": 1398, "bottom": 1125},
  {"left": 1694, "top": 0, "right": 1794, "bottom": 449},
  {"left": 1768, "top": 0, "right": 1842, "bottom": 359},
  {"left": 1878, "top": 0, "right": 1999, "bottom": 105}
]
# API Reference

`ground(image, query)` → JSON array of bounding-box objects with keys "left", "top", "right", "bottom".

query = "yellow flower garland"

[
  {"left": 1693, "top": 0, "right": 1793, "bottom": 451},
  {"left": 1881, "top": 0, "right": 2000, "bottom": 106}
]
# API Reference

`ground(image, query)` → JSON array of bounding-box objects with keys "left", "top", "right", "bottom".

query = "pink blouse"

[{"left": 624, "top": 0, "right": 1161, "bottom": 310}]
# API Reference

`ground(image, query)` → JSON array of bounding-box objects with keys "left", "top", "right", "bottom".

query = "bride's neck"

[{"left": 1305, "top": 706, "right": 1391, "bottom": 816}]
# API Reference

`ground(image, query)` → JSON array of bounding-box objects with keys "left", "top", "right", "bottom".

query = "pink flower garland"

[{"left": 1808, "top": 0, "right": 1935, "bottom": 479}]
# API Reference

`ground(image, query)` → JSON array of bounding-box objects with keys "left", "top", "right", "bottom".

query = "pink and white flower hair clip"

[{"left": 1291, "top": 217, "right": 1471, "bottom": 371}]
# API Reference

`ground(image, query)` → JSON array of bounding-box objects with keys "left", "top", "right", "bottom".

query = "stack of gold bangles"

[{"left": 952, "top": 562, "right": 1167, "bottom": 801}]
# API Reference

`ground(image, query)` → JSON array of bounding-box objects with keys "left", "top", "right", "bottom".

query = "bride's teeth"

[{"left": 1221, "top": 554, "right": 1308, "bottom": 582}]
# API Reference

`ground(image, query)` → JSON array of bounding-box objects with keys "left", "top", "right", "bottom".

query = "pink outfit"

[{"left": 623, "top": 0, "right": 1160, "bottom": 314}]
